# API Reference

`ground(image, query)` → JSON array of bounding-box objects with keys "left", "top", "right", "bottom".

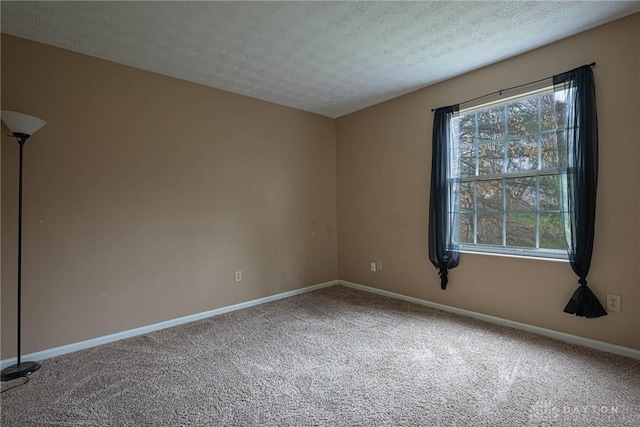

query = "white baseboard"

[
  {"left": 4, "top": 278, "right": 637, "bottom": 370},
  {"left": 338, "top": 280, "right": 640, "bottom": 360},
  {"left": 1, "top": 280, "right": 338, "bottom": 370}
]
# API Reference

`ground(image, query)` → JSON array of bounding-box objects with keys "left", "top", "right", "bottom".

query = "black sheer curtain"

[
  {"left": 554, "top": 65, "right": 607, "bottom": 318},
  {"left": 428, "top": 105, "right": 460, "bottom": 290}
]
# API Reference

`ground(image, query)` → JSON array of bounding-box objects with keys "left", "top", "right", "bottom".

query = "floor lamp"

[{"left": 1, "top": 110, "right": 47, "bottom": 382}]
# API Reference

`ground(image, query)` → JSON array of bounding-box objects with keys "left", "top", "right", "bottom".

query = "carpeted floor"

[{"left": 1, "top": 285, "right": 639, "bottom": 426}]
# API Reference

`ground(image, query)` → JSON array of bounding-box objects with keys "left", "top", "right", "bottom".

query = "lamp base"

[{"left": 1, "top": 361, "right": 41, "bottom": 381}]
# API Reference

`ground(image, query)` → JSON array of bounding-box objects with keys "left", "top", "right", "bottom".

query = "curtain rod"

[{"left": 430, "top": 62, "right": 596, "bottom": 112}]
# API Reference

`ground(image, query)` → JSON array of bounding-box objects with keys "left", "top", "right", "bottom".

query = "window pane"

[
  {"left": 539, "top": 175, "right": 560, "bottom": 211},
  {"left": 540, "top": 94, "right": 557, "bottom": 131},
  {"left": 452, "top": 88, "right": 567, "bottom": 259},
  {"left": 507, "top": 137, "right": 538, "bottom": 172},
  {"left": 477, "top": 214, "right": 502, "bottom": 245},
  {"left": 459, "top": 213, "right": 474, "bottom": 243},
  {"left": 506, "top": 213, "right": 536, "bottom": 248},
  {"left": 555, "top": 130, "right": 569, "bottom": 167},
  {"left": 478, "top": 142, "right": 504, "bottom": 175},
  {"left": 508, "top": 98, "right": 538, "bottom": 137},
  {"left": 477, "top": 107, "right": 505, "bottom": 143},
  {"left": 459, "top": 114, "right": 475, "bottom": 144},
  {"left": 461, "top": 143, "right": 475, "bottom": 176},
  {"left": 541, "top": 133, "right": 559, "bottom": 170},
  {"left": 505, "top": 177, "right": 536, "bottom": 211},
  {"left": 540, "top": 213, "right": 566, "bottom": 250},
  {"left": 459, "top": 181, "right": 474, "bottom": 210},
  {"left": 555, "top": 91, "right": 571, "bottom": 129},
  {"left": 476, "top": 180, "right": 502, "bottom": 212}
]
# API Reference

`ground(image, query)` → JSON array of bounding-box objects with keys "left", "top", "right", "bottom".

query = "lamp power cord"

[{"left": 1, "top": 375, "right": 30, "bottom": 394}]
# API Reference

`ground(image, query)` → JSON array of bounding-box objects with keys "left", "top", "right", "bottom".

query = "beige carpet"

[{"left": 2, "top": 285, "right": 639, "bottom": 426}]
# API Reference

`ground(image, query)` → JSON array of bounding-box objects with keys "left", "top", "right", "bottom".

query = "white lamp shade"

[{"left": 1, "top": 110, "right": 46, "bottom": 136}]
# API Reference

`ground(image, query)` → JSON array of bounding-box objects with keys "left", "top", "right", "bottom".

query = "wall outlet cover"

[{"left": 606, "top": 294, "right": 621, "bottom": 313}]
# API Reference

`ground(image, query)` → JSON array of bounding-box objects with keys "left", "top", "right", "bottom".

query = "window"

[
  {"left": 430, "top": 64, "right": 603, "bottom": 311},
  {"left": 450, "top": 88, "right": 568, "bottom": 259}
]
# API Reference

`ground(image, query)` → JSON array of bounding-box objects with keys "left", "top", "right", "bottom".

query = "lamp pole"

[
  {"left": 1, "top": 111, "right": 46, "bottom": 382},
  {"left": 17, "top": 134, "right": 29, "bottom": 368}
]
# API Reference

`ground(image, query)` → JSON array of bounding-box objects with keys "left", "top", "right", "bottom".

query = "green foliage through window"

[{"left": 451, "top": 88, "right": 568, "bottom": 258}]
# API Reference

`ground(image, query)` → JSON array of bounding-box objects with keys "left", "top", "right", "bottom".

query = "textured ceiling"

[{"left": 1, "top": 1, "right": 639, "bottom": 118}]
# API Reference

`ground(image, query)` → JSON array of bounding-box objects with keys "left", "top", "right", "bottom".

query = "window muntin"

[{"left": 451, "top": 88, "right": 568, "bottom": 259}]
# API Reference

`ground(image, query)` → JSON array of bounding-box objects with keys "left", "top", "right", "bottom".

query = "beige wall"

[
  {"left": 336, "top": 14, "right": 640, "bottom": 350},
  {"left": 1, "top": 35, "right": 338, "bottom": 358}
]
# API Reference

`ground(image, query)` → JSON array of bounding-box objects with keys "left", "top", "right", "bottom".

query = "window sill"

[{"left": 458, "top": 249, "right": 569, "bottom": 263}]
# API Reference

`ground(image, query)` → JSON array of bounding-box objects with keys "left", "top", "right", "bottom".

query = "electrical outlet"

[
  {"left": 370, "top": 262, "right": 376, "bottom": 272},
  {"left": 376, "top": 261, "right": 383, "bottom": 271},
  {"left": 606, "top": 294, "right": 621, "bottom": 312},
  {"left": 234, "top": 271, "right": 242, "bottom": 283}
]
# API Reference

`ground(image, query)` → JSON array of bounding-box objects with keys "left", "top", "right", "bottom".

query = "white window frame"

[{"left": 451, "top": 87, "right": 569, "bottom": 261}]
